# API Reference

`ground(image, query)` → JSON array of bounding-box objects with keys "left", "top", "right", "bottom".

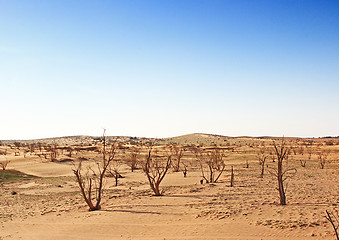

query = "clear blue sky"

[{"left": 1, "top": 0, "right": 338, "bottom": 139}]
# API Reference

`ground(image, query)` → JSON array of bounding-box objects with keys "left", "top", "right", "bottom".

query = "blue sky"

[{"left": 0, "top": 0, "right": 338, "bottom": 139}]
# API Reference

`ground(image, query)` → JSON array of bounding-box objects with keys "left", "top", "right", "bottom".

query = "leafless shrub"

[
  {"left": 67, "top": 146, "right": 74, "bottom": 158},
  {"left": 325, "top": 209, "right": 339, "bottom": 240},
  {"left": 193, "top": 147, "right": 226, "bottom": 183},
  {"left": 317, "top": 149, "right": 329, "bottom": 169},
  {"left": 296, "top": 145, "right": 307, "bottom": 167},
  {"left": 0, "top": 160, "right": 10, "bottom": 170},
  {"left": 127, "top": 147, "right": 140, "bottom": 172},
  {"left": 257, "top": 147, "right": 269, "bottom": 178},
  {"left": 107, "top": 159, "right": 123, "bottom": 187},
  {"left": 300, "top": 146, "right": 313, "bottom": 168},
  {"left": 73, "top": 130, "right": 117, "bottom": 211},
  {"left": 170, "top": 144, "right": 184, "bottom": 172},
  {"left": 268, "top": 138, "right": 297, "bottom": 205},
  {"left": 143, "top": 146, "right": 171, "bottom": 196}
]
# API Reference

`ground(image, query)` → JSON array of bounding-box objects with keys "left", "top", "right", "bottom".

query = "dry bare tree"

[
  {"left": 300, "top": 146, "right": 313, "bottom": 168},
  {"left": 67, "top": 146, "right": 74, "bottom": 158},
  {"left": 127, "top": 146, "right": 140, "bottom": 172},
  {"left": 107, "top": 159, "right": 122, "bottom": 187},
  {"left": 0, "top": 160, "right": 10, "bottom": 170},
  {"left": 143, "top": 146, "right": 172, "bottom": 196},
  {"left": 193, "top": 147, "right": 226, "bottom": 183},
  {"left": 298, "top": 145, "right": 306, "bottom": 167},
  {"left": 325, "top": 209, "right": 339, "bottom": 240},
  {"left": 73, "top": 130, "right": 117, "bottom": 211},
  {"left": 317, "top": 149, "right": 329, "bottom": 169},
  {"left": 170, "top": 144, "right": 184, "bottom": 172},
  {"left": 296, "top": 145, "right": 306, "bottom": 167},
  {"left": 268, "top": 138, "right": 297, "bottom": 205},
  {"left": 257, "top": 147, "right": 269, "bottom": 178}
]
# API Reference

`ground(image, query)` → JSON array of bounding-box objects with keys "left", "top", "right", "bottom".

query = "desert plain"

[{"left": 0, "top": 133, "right": 338, "bottom": 240}]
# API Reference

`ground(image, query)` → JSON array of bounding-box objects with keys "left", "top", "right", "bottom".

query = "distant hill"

[
  {"left": 162, "top": 133, "right": 277, "bottom": 146},
  {"left": 0, "top": 133, "right": 333, "bottom": 146}
]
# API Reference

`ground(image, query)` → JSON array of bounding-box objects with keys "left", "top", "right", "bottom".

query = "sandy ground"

[{"left": 0, "top": 145, "right": 338, "bottom": 240}]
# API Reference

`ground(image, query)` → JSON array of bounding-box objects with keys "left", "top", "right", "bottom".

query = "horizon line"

[{"left": 1, "top": 132, "right": 338, "bottom": 141}]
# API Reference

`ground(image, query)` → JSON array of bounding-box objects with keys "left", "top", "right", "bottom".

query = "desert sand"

[{"left": 0, "top": 135, "right": 338, "bottom": 240}]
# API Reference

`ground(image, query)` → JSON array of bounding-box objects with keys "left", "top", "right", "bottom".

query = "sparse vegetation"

[
  {"left": 0, "top": 134, "right": 338, "bottom": 239},
  {"left": 0, "top": 170, "right": 36, "bottom": 183},
  {"left": 257, "top": 147, "right": 269, "bottom": 178}
]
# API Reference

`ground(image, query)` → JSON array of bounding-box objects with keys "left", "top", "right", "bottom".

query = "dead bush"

[
  {"left": 143, "top": 146, "right": 171, "bottom": 196},
  {"left": 193, "top": 147, "right": 226, "bottom": 183},
  {"left": 73, "top": 130, "right": 117, "bottom": 211},
  {"left": 0, "top": 160, "right": 10, "bottom": 170},
  {"left": 257, "top": 147, "right": 269, "bottom": 178}
]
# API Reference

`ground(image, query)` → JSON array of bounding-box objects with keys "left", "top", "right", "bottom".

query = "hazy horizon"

[
  {"left": 1, "top": 132, "right": 338, "bottom": 141},
  {"left": 1, "top": 0, "right": 338, "bottom": 140}
]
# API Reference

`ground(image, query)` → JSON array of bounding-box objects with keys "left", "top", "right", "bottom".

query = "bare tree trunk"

[
  {"left": 276, "top": 143, "right": 286, "bottom": 205},
  {"left": 115, "top": 174, "right": 118, "bottom": 187},
  {"left": 260, "top": 164, "right": 265, "bottom": 178},
  {"left": 277, "top": 174, "right": 286, "bottom": 205},
  {"left": 230, "top": 166, "right": 234, "bottom": 187}
]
